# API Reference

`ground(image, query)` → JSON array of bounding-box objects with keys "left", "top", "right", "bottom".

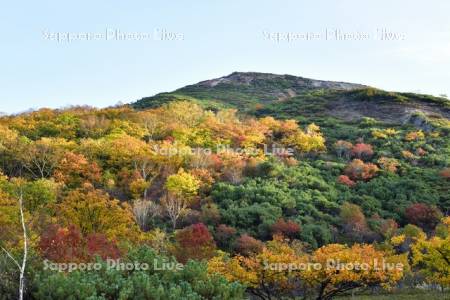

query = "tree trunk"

[
  {"left": 18, "top": 190, "right": 27, "bottom": 300},
  {"left": 1, "top": 189, "right": 27, "bottom": 300}
]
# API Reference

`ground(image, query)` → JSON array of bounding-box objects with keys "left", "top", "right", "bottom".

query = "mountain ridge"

[
  {"left": 133, "top": 72, "right": 450, "bottom": 126},
  {"left": 194, "top": 71, "right": 368, "bottom": 90}
]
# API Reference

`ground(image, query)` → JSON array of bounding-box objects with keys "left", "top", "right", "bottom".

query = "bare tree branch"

[{"left": 1, "top": 246, "right": 21, "bottom": 269}]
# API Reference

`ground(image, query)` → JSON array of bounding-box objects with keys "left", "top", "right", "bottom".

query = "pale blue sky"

[{"left": 1, "top": 0, "right": 450, "bottom": 114}]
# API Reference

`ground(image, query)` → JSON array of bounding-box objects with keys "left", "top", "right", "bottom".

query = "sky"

[{"left": 1, "top": 0, "right": 450, "bottom": 114}]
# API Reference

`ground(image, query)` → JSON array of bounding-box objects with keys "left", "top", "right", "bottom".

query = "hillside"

[
  {"left": 1, "top": 73, "right": 450, "bottom": 299},
  {"left": 133, "top": 72, "right": 450, "bottom": 125}
]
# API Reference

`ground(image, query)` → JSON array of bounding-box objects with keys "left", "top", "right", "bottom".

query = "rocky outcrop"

[
  {"left": 196, "top": 72, "right": 367, "bottom": 91},
  {"left": 403, "top": 113, "right": 434, "bottom": 132}
]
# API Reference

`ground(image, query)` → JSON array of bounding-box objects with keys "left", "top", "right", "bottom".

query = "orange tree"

[
  {"left": 306, "top": 244, "right": 406, "bottom": 300},
  {"left": 57, "top": 184, "right": 140, "bottom": 243},
  {"left": 208, "top": 238, "right": 407, "bottom": 300},
  {"left": 208, "top": 235, "right": 308, "bottom": 300}
]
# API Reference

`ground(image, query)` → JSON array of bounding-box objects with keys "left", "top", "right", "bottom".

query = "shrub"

[
  {"left": 270, "top": 218, "right": 301, "bottom": 239},
  {"left": 405, "top": 203, "right": 443, "bottom": 232},
  {"left": 344, "top": 159, "right": 379, "bottom": 181},
  {"left": 351, "top": 143, "right": 374, "bottom": 160},
  {"left": 173, "top": 223, "right": 216, "bottom": 263},
  {"left": 234, "top": 234, "right": 264, "bottom": 256}
]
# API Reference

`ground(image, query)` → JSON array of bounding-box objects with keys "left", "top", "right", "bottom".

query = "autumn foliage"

[
  {"left": 54, "top": 152, "right": 101, "bottom": 188},
  {"left": 58, "top": 184, "right": 139, "bottom": 241},
  {"left": 334, "top": 140, "right": 353, "bottom": 159},
  {"left": 309, "top": 243, "right": 406, "bottom": 300},
  {"left": 337, "top": 175, "right": 356, "bottom": 187},
  {"left": 214, "top": 224, "right": 237, "bottom": 249},
  {"left": 0, "top": 101, "right": 448, "bottom": 298},
  {"left": 351, "top": 143, "right": 374, "bottom": 160},
  {"left": 172, "top": 223, "right": 216, "bottom": 263},
  {"left": 39, "top": 224, "right": 120, "bottom": 262},
  {"left": 440, "top": 168, "right": 450, "bottom": 180},
  {"left": 377, "top": 157, "right": 400, "bottom": 173},
  {"left": 271, "top": 218, "right": 301, "bottom": 239},
  {"left": 208, "top": 236, "right": 307, "bottom": 299},
  {"left": 405, "top": 203, "right": 443, "bottom": 232},
  {"left": 405, "top": 130, "right": 425, "bottom": 141},
  {"left": 344, "top": 159, "right": 379, "bottom": 181},
  {"left": 411, "top": 217, "right": 450, "bottom": 287},
  {"left": 234, "top": 234, "right": 264, "bottom": 256},
  {"left": 208, "top": 236, "right": 406, "bottom": 300},
  {"left": 340, "top": 202, "right": 370, "bottom": 242}
]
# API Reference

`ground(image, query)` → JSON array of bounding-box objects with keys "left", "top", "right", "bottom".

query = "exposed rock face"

[
  {"left": 403, "top": 113, "right": 434, "bottom": 132},
  {"left": 327, "top": 98, "right": 450, "bottom": 124}
]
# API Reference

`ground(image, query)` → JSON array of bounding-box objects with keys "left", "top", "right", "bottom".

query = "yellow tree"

[
  {"left": 161, "top": 169, "right": 200, "bottom": 230},
  {"left": 0, "top": 125, "right": 23, "bottom": 175},
  {"left": 411, "top": 217, "right": 450, "bottom": 287},
  {"left": 306, "top": 244, "right": 406, "bottom": 300},
  {"left": 58, "top": 184, "right": 139, "bottom": 242},
  {"left": 151, "top": 140, "right": 192, "bottom": 174},
  {"left": 104, "top": 133, "right": 163, "bottom": 198},
  {"left": 208, "top": 236, "right": 308, "bottom": 300},
  {"left": 377, "top": 157, "right": 400, "bottom": 173},
  {"left": 135, "top": 109, "right": 164, "bottom": 141},
  {"left": 281, "top": 123, "right": 326, "bottom": 154},
  {"left": 161, "top": 101, "right": 205, "bottom": 129}
]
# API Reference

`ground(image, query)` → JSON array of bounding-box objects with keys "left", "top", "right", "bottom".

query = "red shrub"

[
  {"left": 338, "top": 175, "right": 356, "bottom": 187},
  {"left": 351, "top": 143, "right": 374, "bottom": 160},
  {"left": 405, "top": 203, "right": 443, "bottom": 232},
  {"left": 174, "top": 223, "right": 216, "bottom": 263},
  {"left": 215, "top": 224, "right": 237, "bottom": 248},
  {"left": 39, "top": 224, "right": 121, "bottom": 262},
  {"left": 344, "top": 159, "right": 379, "bottom": 181},
  {"left": 234, "top": 234, "right": 264, "bottom": 256},
  {"left": 379, "top": 218, "right": 398, "bottom": 238},
  {"left": 440, "top": 168, "right": 450, "bottom": 180},
  {"left": 271, "top": 219, "right": 301, "bottom": 239},
  {"left": 416, "top": 148, "right": 426, "bottom": 156},
  {"left": 39, "top": 224, "right": 84, "bottom": 262},
  {"left": 86, "top": 233, "right": 121, "bottom": 260}
]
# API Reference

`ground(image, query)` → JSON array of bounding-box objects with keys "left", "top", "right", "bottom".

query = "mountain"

[{"left": 133, "top": 72, "right": 450, "bottom": 126}]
